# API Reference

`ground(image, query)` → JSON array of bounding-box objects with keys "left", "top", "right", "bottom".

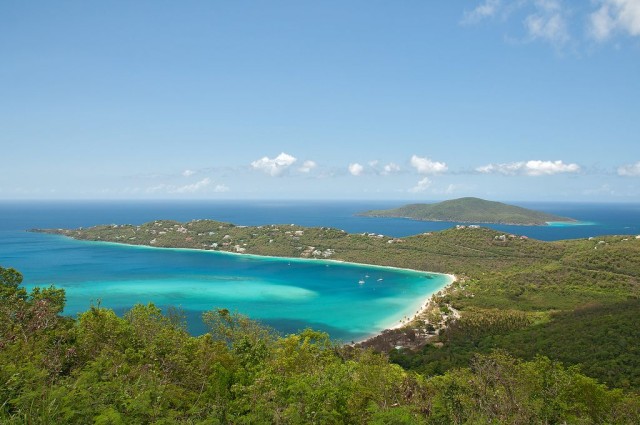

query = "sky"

[{"left": 1, "top": 0, "right": 639, "bottom": 202}]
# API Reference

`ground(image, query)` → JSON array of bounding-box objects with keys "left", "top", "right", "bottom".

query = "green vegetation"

[
  {"left": 392, "top": 300, "right": 640, "bottom": 391},
  {"left": 33, "top": 222, "right": 640, "bottom": 392},
  {"left": 359, "top": 197, "right": 575, "bottom": 225},
  {"left": 2, "top": 266, "right": 639, "bottom": 424}
]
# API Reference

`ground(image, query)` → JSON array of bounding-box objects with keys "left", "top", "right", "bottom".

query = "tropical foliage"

[
  {"left": 34, "top": 221, "right": 640, "bottom": 393},
  {"left": 1, "top": 266, "right": 639, "bottom": 424}
]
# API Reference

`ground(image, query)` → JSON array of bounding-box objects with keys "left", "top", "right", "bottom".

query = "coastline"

[
  {"left": 45, "top": 233, "right": 458, "bottom": 342},
  {"left": 56, "top": 233, "right": 452, "bottom": 279},
  {"left": 45, "top": 233, "right": 456, "bottom": 341},
  {"left": 387, "top": 273, "right": 456, "bottom": 330},
  {"left": 361, "top": 215, "right": 579, "bottom": 226},
  {"left": 356, "top": 273, "right": 456, "bottom": 344}
]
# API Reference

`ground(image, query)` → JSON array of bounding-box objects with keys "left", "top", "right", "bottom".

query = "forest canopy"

[{"left": 1, "top": 266, "right": 639, "bottom": 424}]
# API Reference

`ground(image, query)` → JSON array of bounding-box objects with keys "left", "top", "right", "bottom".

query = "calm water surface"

[{"left": 1, "top": 200, "right": 638, "bottom": 340}]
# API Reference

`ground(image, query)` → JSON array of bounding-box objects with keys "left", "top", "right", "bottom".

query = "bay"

[{"left": 1, "top": 200, "right": 638, "bottom": 340}]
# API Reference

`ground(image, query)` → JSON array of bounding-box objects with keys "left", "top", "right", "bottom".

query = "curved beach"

[{"left": 29, "top": 233, "right": 456, "bottom": 342}]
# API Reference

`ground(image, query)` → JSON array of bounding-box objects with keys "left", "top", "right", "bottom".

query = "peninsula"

[
  {"left": 358, "top": 197, "right": 576, "bottom": 225},
  {"left": 33, "top": 219, "right": 640, "bottom": 392}
]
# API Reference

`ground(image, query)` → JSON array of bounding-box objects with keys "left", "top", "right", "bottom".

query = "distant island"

[{"left": 358, "top": 197, "right": 576, "bottom": 226}]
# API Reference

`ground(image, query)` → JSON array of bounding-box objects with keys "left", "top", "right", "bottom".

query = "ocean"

[{"left": 1, "top": 200, "right": 638, "bottom": 340}]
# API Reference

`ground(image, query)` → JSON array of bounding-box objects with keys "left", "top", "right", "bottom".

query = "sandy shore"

[
  {"left": 387, "top": 273, "right": 457, "bottom": 331},
  {"left": 54, "top": 235, "right": 458, "bottom": 342}
]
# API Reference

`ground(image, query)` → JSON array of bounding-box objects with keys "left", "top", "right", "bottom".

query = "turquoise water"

[
  {"left": 2, "top": 200, "right": 638, "bottom": 340},
  {"left": 546, "top": 221, "right": 596, "bottom": 227},
  {"left": 6, "top": 232, "right": 450, "bottom": 342}
]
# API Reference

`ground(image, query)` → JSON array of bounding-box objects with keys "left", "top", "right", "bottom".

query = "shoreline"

[
  {"left": 360, "top": 215, "right": 581, "bottom": 226},
  {"left": 356, "top": 273, "right": 456, "bottom": 344},
  {"left": 48, "top": 232, "right": 452, "bottom": 278},
  {"left": 43, "top": 233, "right": 456, "bottom": 341},
  {"left": 388, "top": 273, "right": 456, "bottom": 330}
]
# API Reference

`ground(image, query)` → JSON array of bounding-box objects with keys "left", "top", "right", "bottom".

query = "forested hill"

[
  {"left": 1, "top": 266, "right": 639, "bottom": 423},
  {"left": 359, "top": 197, "right": 576, "bottom": 225},
  {"left": 34, "top": 220, "right": 640, "bottom": 394}
]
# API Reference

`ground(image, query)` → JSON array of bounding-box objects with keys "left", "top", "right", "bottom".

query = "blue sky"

[{"left": 1, "top": 0, "right": 639, "bottom": 201}]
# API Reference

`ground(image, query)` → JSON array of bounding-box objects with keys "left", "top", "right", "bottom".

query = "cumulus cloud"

[
  {"left": 251, "top": 152, "right": 297, "bottom": 177},
  {"left": 382, "top": 162, "right": 401, "bottom": 175},
  {"left": 298, "top": 160, "right": 317, "bottom": 173},
  {"left": 410, "top": 155, "right": 448, "bottom": 175},
  {"left": 476, "top": 162, "right": 524, "bottom": 175},
  {"left": 409, "top": 177, "right": 432, "bottom": 193},
  {"left": 182, "top": 169, "right": 196, "bottom": 177},
  {"left": 524, "top": 1, "right": 570, "bottom": 45},
  {"left": 476, "top": 160, "right": 580, "bottom": 176},
  {"left": 617, "top": 161, "right": 640, "bottom": 176},
  {"left": 461, "top": 0, "right": 502, "bottom": 24},
  {"left": 348, "top": 163, "right": 364, "bottom": 176},
  {"left": 589, "top": 0, "right": 640, "bottom": 41}
]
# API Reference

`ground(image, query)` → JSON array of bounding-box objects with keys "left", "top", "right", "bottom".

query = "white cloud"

[
  {"left": 409, "top": 177, "right": 432, "bottom": 193},
  {"left": 589, "top": 0, "right": 640, "bottom": 41},
  {"left": 173, "top": 178, "right": 212, "bottom": 193},
  {"left": 618, "top": 161, "right": 640, "bottom": 176},
  {"left": 251, "top": 152, "right": 297, "bottom": 177},
  {"left": 525, "top": 160, "right": 580, "bottom": 175},
  {"left": 382, "top": 162, "right": 401, "bottom": 175},
  {"left": 410, "top": 155, "right": 448, "bottom": 175},
  {"left": 146, "top": 178, "right": 229, "bottom": 194},
  {"left": 147, "top": 177, "right": 229, "bottom": 193},
  {"left": 348, "top": 163, "right": 364, "bottom": 176},
  {"left": 476, "top": 162, "right": 526, "bottom": 175},
  {"left": 182, "top": 169, "right": 196, "bottom": 177},
  {"left": 524, "top": 1, "right": 570, "bottom": 45},
  {"left": 298, "top": 160, "right": 317, "bottom": 173},
  {"left": 461, "top": 0, "right": 502, "bottom": 24},
  {"left": 476, "top": 160, "right": 580, "bottom": 176},
  {"left": 463, "top": 0, "right": 640, "bottom": 48}
]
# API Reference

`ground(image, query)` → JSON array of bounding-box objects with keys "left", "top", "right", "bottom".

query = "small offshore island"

[{"left": 359, "top": 197, "right": 577, "bottom": 225}]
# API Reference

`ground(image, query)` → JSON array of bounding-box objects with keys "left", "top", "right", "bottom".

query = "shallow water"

[
  {"left": 5, "top": 231, "right": 449, "bottom": 341},
  {"left": 2, "top": 200, "right": 637, "bottom": 340}
]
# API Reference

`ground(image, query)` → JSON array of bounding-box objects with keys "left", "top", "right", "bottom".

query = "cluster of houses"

[
  {"left": 363, "top": 232, "right": 386, "bottom": 238},
  {"left": 494, "top": 234, "right": 529, "bottom": 241},
  {"left": 300, "top": 246, "right": 335, "bottom": 258}
]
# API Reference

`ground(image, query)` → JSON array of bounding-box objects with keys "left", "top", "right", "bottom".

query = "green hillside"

[
  {"left": 32, "top": 219, "right": 640, "bottom": 393},
  {"left": 359, "top": 197, "right": 575, "bottom": 225},
  {"left": 2, "top": 266, "right": 639, "bottom": 424}
]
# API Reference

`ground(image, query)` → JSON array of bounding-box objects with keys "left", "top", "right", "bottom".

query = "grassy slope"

[
  {"left": 360, "top": 197, "right": 575, "bottom": 225},
  {"left": 36, "top": 220, "right": 640, "bottom": 390}
]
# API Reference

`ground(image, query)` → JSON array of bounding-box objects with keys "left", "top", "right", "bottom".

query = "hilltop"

[{"left": 359, "top": 197, "right": 576, "bottom": 225}]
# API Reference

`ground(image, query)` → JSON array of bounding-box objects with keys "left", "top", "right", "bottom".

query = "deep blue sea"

[{"left": 1, "top": 200, "right": 638, "bottom": 340}]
